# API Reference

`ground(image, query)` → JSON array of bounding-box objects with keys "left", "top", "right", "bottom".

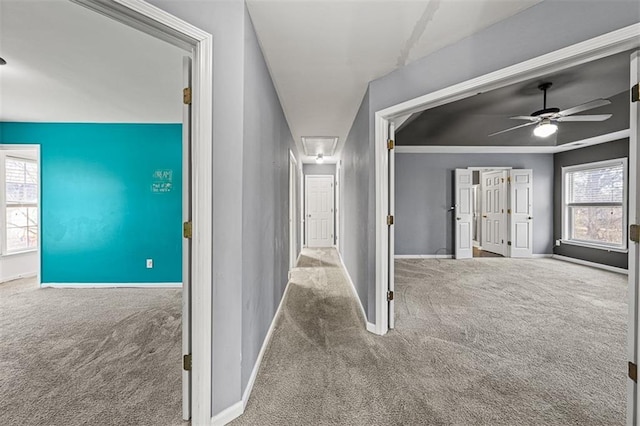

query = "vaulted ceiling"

[{"left": 396, "top": 50, "right": 632, "bottom": 147}]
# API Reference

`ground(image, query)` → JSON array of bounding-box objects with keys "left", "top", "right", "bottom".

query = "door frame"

[
  {"left": 304, "top": 174, "right": 335, "bottom": 248},
  {"left": 289, "top": 150, "right": 299, "bottom": 269},
  {"left": 374, "top": 24, "right": 639, "bottom": 336},
  {"left": 72, "top": 1, "right": 213, "bottom": 423}
]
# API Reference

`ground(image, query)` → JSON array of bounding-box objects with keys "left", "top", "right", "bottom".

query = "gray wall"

[
  {"left": 341, "top": 0, "right": 640, "bottom": 323},
  {"left": 303, "top": 163, "right": 335, "bottom": 176},
  {"left": 554, "top": 139, "right": 630, "bottom": 269},
  {"left": 340, "top": 88, "right": 373, "bottom": 317},
  {"left": 148, "top": 0, "right": 298, "bottom": 416},
  {"left": 395, "top": 153, "right": 554, "bottom": 256},
  {"left": 241, "top": 7, "right": 297, "bottom": 394}
]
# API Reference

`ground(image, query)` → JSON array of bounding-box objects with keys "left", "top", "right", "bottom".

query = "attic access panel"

[{"left": 301, "top": 137, "right": 339, "bottom": 156}]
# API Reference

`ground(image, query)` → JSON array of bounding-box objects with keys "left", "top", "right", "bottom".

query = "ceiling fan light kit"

[
  {"left": 489, "top": 81, "right": 612, "bottom": 138},
  {"left": 533, "top": 119, "right": 558, "bottom": 137}
]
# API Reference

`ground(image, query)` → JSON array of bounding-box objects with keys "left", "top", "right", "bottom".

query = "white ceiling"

[
  {"left": 246, "top": 0, "right": 543, "bottom": 162},
  {"left": 0, "top": 0, "right": 185, "bottom": 123}
]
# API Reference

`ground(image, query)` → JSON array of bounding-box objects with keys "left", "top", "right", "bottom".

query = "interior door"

[
  {"left": 388, "top": 122, "right": 395, "bottom": 329},
  {"left": 305, "top": 175, "right": 334, "bottom": 247},
  {"left": 289, "top": 152, "right": 298, "bottom": 270},
  {"left": 454, "top": 169, "right": 473, "bottom": 259},
  {"left": 509, "top": 169, "right": 533, "bottom": 258},
  {"left": 181, "top": 56, "right": 192, "bottom": 421},
  {"left": 481, "top": 170, "right": 507, "bottom": 256},
  {"left": 629, "top": 50, "right": 639, "bottom": 426}
]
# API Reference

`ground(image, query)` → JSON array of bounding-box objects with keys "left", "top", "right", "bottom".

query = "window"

[
  {"left": 4, "top": 157, "right": 38, "bottom": 253},
  {"left": 562, "top": 158, "right": 627, "bottom": 251}
]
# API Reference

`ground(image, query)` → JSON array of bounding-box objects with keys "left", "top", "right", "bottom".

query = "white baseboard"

[
  {"left": 211, "top": 401, "right": 243, "bottom": 426},
  {"left": 532, "top": 254, "right": 553, "bottom": 258},
  {"left": 0, "top": 272, "right": 37, "bottom": 283},
  {"left": 551, "top": 254, "right": 628, "bottom": 275},
  {"left": 241, "top": 280, "right": 292, "bottom": 411},
  {"left": 366, "top": 322, "right": 377, "bottom": 334},
  {"left": 336, "top": 250, "right": 369, "bottom": 329},
  {"left": 41, "top": 282, "right": 182, "bottom": 288},
  {"left": 394, "top": 254, "right": 453, "bottom": 259}
]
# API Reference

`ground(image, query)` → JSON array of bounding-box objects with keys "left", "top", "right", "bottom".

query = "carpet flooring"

[
  {"left": 0, "top": 278, "right": 183, "bottom": 426},
  {"left": 233, "top": 248, "right": 627, "bottom": 425}
]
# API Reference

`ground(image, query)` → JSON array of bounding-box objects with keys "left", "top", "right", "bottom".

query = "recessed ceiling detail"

[{"left": 301, "top": 136, "right": 339, "bottom": 157}]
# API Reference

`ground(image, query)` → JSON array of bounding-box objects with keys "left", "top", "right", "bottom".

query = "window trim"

[
  {"left": 3, "top": 155, "right": 39, "bottom": 255},
  {"left": 561, "top": 157, "right": 628, "bottom": 251}
]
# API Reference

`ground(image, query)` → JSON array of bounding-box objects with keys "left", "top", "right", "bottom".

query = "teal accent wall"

[{"left": 0, "top": 122, "right": 182, "bottom": 283}]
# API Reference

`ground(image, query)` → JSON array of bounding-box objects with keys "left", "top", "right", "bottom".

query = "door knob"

[
  {"left": 528, "top": 216, "right": 533, "bottom": 220},
  {"left": 456, "top": 217, "right": 461, "bottom": 220},
  {"left": 482, "top": 215, "right": 487, "bottom": 218}
]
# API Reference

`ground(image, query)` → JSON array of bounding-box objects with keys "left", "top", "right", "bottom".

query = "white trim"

[
  {"left": 531, "top": 254, "right": 553, "bottom": 258},
  {"left": 552, "top": 254, "right": 628, "bottom": 275},
  {"left": 366, "top": 322, "right": 377, "bottom": 334},
  {"left": 0, "top": 272, "right": 38, "bottom": 283},
  {"left": 210, "top": 401, "right": 243, "bottom": 426},
  {"left": 394, "top": 129, "right": 631, "bottom": 154},
  {"left": 73, "top": 1, "right": 214, "bottom": 423},
  {"left": 375, "top": 24, "right": 640, "bottom": 337},
  {"left": 241, "top": 281, "right": 292, "bottom": 410},
  {"left": 561, "top": 157, "right": 628, "bottom": 251},
  {"left": 41, "top": 282, "right": 183, "bottom": 288},
  {"left": 394, "top": 254, "right": 453, "bottom": 259},
  {"left": 336, "top": 250, "right": 368, "bottom": 328}
]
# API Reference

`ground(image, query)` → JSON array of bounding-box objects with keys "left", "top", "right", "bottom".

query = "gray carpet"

[
  {"left": 233, "top": 248, "right": 627, "bottom": 425},
  {"left": 0, "top": 278, "right": 183, "bottom": 426}
]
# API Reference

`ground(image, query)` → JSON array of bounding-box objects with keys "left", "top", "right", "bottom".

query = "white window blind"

[
  {"left": 5, "top": 157, "right": 38, "bottom": 252},
  {"left": 563, "top": 158, "right": 627, "bottom": 249}
]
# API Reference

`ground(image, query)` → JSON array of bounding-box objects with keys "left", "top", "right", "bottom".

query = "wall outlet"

[
  {"left": 146, "top": 258, "right": 153, "bottom": 268},
  {"left": 555, "top": 239, "right": 561, "bottom": 247}
]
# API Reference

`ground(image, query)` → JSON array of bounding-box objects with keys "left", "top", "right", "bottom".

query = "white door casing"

[
  {"left": 629, "top": 50, "right": 639, "bottom": 426},
  {"left": 388, "top": 123, "right": 395, "bottom": 329},
  {"left": 289, "top": 151, "right": 298, "bottom": 269},
  {"left": 455, "top": 169, "right": 473, "bottom": 259},
  {"left": 305, "top": 175, "right": 334, "bottom": 247},
  {"left": 481, "top": 170, "right": 508, "bottom": 256},
  {"left": 181, "top": 56, "right": 192, "bottom": 421},
  {"left": 509, "top": 169, "right": 534, "bottom": 258}
]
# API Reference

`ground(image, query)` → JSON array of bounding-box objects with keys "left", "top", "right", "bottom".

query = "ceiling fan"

[{"left": 489, "top": 82, "right": 612, "bottom": 137}]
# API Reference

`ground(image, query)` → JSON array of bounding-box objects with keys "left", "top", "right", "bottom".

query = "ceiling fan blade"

[
  {"left": 488, "top": 121, "right": 536, "bottom": 137},
  {"left": 556, "top": 114, "right": 612, "bottom": 122},
  {"left": 558, "top": 99, "right": 611, "bottom": 116},
  {"left": 510, "top": 115, "right": 540, "bottom": 121}
]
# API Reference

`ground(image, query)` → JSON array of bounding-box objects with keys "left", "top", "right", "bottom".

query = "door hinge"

[
  {"left": 507, "top": 241, "right": 512, "bottom": 246},
  {"left": 387, "top": 139, "right": 394, "bottom": 150},
  {"left": 387, "top": 215, "right": 394, "bottom": 226},
  {"left": 507, "top": 209, "right": 511, "bottom": 214},
  {"left": 183, "top": 354, "right": 192, "bottom": 371},
  {"left": 507, "top": 177, "right": 511, "bottom": 183},
  {"left": 630, "top": 224, "right": 640, "bottom": 243},
  {"left": 629, "top": 361, "right": 637, "bottom": 382},
  {"left": 387, "top": 291, "right": 394, "bottom": 301},
  {"left": 183, "top": 87, "right": 192, "bottom": 105},
  {"left": 183, "top": 221, "right": 193, "bottom": 239},
  {"left": 632, "top": 83, "right": 639, "bottom": 103}
]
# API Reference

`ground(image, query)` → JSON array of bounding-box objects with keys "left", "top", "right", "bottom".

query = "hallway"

[{"left": 233, "top": 248, "right": 625, "bottom": 425}]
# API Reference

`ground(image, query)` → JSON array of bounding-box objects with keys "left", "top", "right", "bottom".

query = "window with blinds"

[
  {"left": 562, "top": 158, "right": 627, "bottom": 250},
  {"left": 5, "top": 157, "right": 38, "bottom": 253}
]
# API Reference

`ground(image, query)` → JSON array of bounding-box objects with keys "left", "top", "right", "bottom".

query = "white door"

[
  {"left": 388, "top": 122, "right": 395, "bottom": 329},
  {"left": 454, "top": 169, "right": 473, "bottom": 259},
  {"left": 305, "top": 175, "right": 334, "bottom": 247},
  {"left": 181, "top": 56, "right": 192, "bottom": 421},
  {"left": 289, "top": 152, "right": 298, "bottom": 269},
  {"left": 481, "top": 170, "right": 508, "bottom": 256},
  {"left": 509, "top": 169, "right": 533, "bottom": 258},
  {"left": 629, "top": 50, "right": 639, "bottom": 426}
]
